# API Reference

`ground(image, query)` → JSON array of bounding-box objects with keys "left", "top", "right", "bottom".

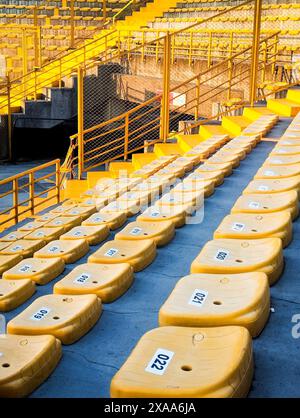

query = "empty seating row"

[{"left": 0, "top": 112, "right": 275, "bottom": 397}]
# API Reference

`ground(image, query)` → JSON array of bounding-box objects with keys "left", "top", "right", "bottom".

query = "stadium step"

[
  {"left": 0, "top": 334, "right": 62, "bottom": 397},
  {"left": 176, "top": 134, "right": 206, "bottom": 152},
  {"left": 110, "top": 326, "right": 253, "bottom": 398},
  {"left": 267, "top": 98, "right": 300, "bottom": 117},
  {"left": 53, "top": 262, "right": 134, "bottom": 303},
  {"left": 159, "top": 272, "right": 270, "bottom": 337},
  {"left": 213, "top": 212, "right": 292, "bottom": 247},
  {"left": 88, "top": 239, "right": 156, "bottom": 272},
  {"left": 190, "top": 238, "right": 284, "bottom": 285},
  {"left": 132, "top": 153, "right": 157, "bottom": 169},
  {"left": 34, "top": 239, "right": 89, "bottom": 264},
  {"left": 115, "top": 220, "right": 175, "bottom": 247},
  {"left": 154, "top": 143, "right": 185, "bottom": 157},
  {"left": 3, "top": 257, "right": 65, "bottom": 285},
  {"left": 221, "top": 116, "right": 251, "bottom": 137},
  {"left": 0, "top": 279, "right": 36, "bottom": 312},
  {"left": 243, "top": 106, "right": 276, "bottom": 121},
  {"left": 7, "top": 294, "right": 102, "bottom": 345},
  {"left": 199, "top": 124, "right": 232, "bottom": 139},
  {"left": 231, "top": 191, "right": 299, "bottom": 220}
]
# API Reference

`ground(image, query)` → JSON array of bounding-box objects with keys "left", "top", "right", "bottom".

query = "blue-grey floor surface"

[{"left": 1, "top": 118, "right": 300, "bottom": 398}]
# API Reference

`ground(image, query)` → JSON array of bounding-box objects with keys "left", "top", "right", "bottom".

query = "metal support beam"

[
  {"left": 249, "top": 0, "right": 262, "bottom": 106},
  {"left": 77, "top": 67, "right": 84, "bottom": 179}
]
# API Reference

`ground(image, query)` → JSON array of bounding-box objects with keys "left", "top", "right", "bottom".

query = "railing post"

[
  {"left": 22, "top": 28, "right": 28, "bottom": 77},
  {"left": 194, "top": 76, "right": 200, "bottom": 121},
  {"left": 13, "top": 178, "right": 19, "bottom": 224},
  {"left": 70, "top": 0, "right": 75, "bottom": 49},
  {"left": 77, "top": 66, "right": 84, "bottom": 179},
  {"left": 29, "top": 172, "right": 35, "bottom": 216},
  {"left": 160, "top": 32, "right": 171, "bottom": 142},
  {"left": 56, "top": 160, "right": 61, "bottom": 203},
  {"left": 249, "top": 0, "right": 262, "bottom": 106},
  {"left": 7, "top": 72, "right": 12, "bottom": 161},
  {"left": 124, "top": 114, "right": 129, "bottom": 160},
  {"left": 103, "top": 0, "right": 107, "bottom": 24}
]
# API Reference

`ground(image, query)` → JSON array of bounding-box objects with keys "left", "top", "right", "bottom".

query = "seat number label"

[
  {"left": 74, "top": 273, "right": 90, "bottom": 284},
  {"left": 189, "top": 289, "right": 208, "bottom": 307},
  {"left": 19, "top": 264, "right": 32, "bottom": 273},
  {"left": 104, "top": 248, "right": 118, "bottom": 257},
  {"left": 264, "top": 170, "right": 275, "bottom": 176},
  {"left": 151, "top": 211, "right": 161, "bottom": 217},
  {"left": 248, "top": 201, "right": 260, "bottom": 209},
  {"left": 215, "top": 249, "right": 229, "bottom": 261},
  {"left": 31, "top": 307, "right": 51, "bottom": 321},
  {"left": 130, "top": 227, "right": 142, "bottom": 235},
  {"left": 145, "top": 348, "right": 174, "bottom": 376},
  {"left": 11, "top": 245, "right": 22, "bottom": 251},
  {"left": 231, "top": 222, "right": 245, "bottom": 231},
  {"left": 48, "top": 245, "right": 60, "bottom": 253},
  {"left": 73, "top": 230, "right": 83, "bottom": 236},
  {"left": 258, "top": 185, "right": 269, "bottom": 191},
  {"left": 94, "top": 216, "right": 103, "bottom": 222}
]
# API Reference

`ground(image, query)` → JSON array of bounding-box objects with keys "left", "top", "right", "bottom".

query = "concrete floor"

[{"left": 1, "top": 118, "right": 300, "bottom": 398}]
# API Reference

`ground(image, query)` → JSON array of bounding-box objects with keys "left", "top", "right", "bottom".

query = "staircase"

[{"left": 267, "top": 89, "right": 300, "bottom": 117}]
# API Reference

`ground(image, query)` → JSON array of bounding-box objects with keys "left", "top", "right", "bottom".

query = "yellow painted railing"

[{"left": 0, "top": 160, "right": 61, "bottom": 231}]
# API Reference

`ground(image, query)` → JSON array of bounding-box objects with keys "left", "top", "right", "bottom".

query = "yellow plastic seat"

[
  {"left": 118, "top": 190, "right": 158, "bottom": 206},
  {"left": 7, "top": 294, "right": 102, "bottom": 345},
  {"left": 34, "top": 239, "right": 89, "bottom": 264},
  {"left": 82, "top": 211, "right": 127, "bottom": 230},
  {"left": 207, "top": 153, "right": 241, "bottom": 168},
  {"left": 60, "top": 225, "right": 110, "bottom": 246},
  {"left": 231, "top": 191, "right": 299, "bottom": 220},
  {"left": 157, "top": 191, "right": 204, "bottom": 208},
  {"left": 34, "top": 212, "right": 60, "bottom": 223},
  {"left": 101, "top": 200, "right": 140, "bottom": 217},
  {"left": 0, "top": 279, "right": 36, "bottom": 312},
  {"left": 0, "top": 254, "right": 23, "bottom": 275},
  {"left": 25, "top": 227, "right": 65, "bottom": 243},
  {"left": 62, "top": 205, "right": 97, "bottom": 220},
  {"left": 243, "top": 177, "right": 300, "bottom": 196},
  {"left": 254, "top": 164, "right": 300, "bottom": 179},
  {"left": 264, "top": 155, "right": 300, "bottom": 166},
  {"left": 279, "top": 138, "right": 300, "bottom": 146},
  {"left": 214, "top": 212, "right": 292, "bottom": 247},
  {"left": 0, "top": 230, "right": 29, "bottom": 242},
  {"left": 88, "top": 239, "right": 156, "bottom": 272},
  {"left": 50, "top": 203, "right": 77, "bottom": 215},
  {"left": 18, "top": 221, "right": 48, "bottom": 232},
  {"left": 174, "top": 179, "right": 215, "bottom": 198},
  {"left": 54, "top": 263, "right": 134, "bottom": 303},
  {"left": 156, "top": 166, "right": 185, "bottom": 178},
  {"left": 201, "top": 161, "right": 234, "bottom": 176},
  {"left": 159, "top": 272, "right": 270, "bottom": 337},
  {"left": 137, "top": 205, "right": 191, "bottom": 228},
  {"left": 44, "top": 215, "right": 82, "bottom": 231},
  {"left": 271, "top": 145, "right": 300, "bottom": 155},
  {"left": 190, "top": 238, "right": 283, "bottom": 285},
  {"left": 0, "top": 334, "right": 62, "bottom": 397},
  {"left": 115, "top": 220, "right": 175, "bottom": 247},
  {"left": 185, "top": 170, "right": 224, "bottom": 187},
  {"left": 0, "top": 240, "right": 45, "bottom": 258},
  {"left": 110, "top": 326, "right": 253, "bottom": 398},
  {"left": 3, "top": 257, "right": 65, "bottom": 285}
]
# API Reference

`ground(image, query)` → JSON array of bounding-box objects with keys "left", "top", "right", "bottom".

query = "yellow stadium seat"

[
  {"left": 271, "top": 145, "right": 300, "bottom": 155},
  {"left": 185, "top": 171, "right": 224, "bottom": 186},
  {"left": 115, "top": 220, "right": 175, "bottom": 247},
  {"left": 25, "top": 227, "right": 65, "bottom": 243},
  {"left": 231, "top": 191, "right": 299, "bottom": 220},
  {"left": 59, "top": 225, "right": 110, "bottom": 246},
  {"left": 213, "top": 212, "right": 292, "bottom": 247},
  {"left": 0, "top": 279, "right": 36, "bottom": 312},
  {"left": 195, "top": 162, "right": 233, "bottom": 177},
  {"left": 43, "top": 215, "right": 82, "bottom": 231},
  {"left": 137, "top": 205, "right": 190, "bottom": 228},
  {"left": 101, "top": 200, "right": 140, "bottom": 217},
  {"left": 88, "top": 239, "right": 156, "bottom": 272},
  {"left": 264, "top": 155, "right": 300, "bottom": 166},
  {"left": 157, "top": 191, "right": 204, "bottom": 208},
  {"left": 0, "top": 240, "right": 45, "bottom": 258},
  {"left": 62, "top": 205, "right": 97, "bottom": 220},
  {"left": 243, "top": 177, "right": 300, "bottom": 196},
  {"left": 0, "top": 254, "right": 23, "bottom": 275},
  {"left": 159, "top": 272, "right": 270, "bottom": 337},
  {"left": 7, "top": 294, "right": 102, "bottom": 345},
  {"left": 0, "top": 334, "right": 62, "bottom": 397},
  {"left": 50, "top": 203, "right": 77, "bottom": 215},
  {"left": 18, "top": 221, "right": 48, "bottom": 232},
  {"left": 174, "top": 179, "right": 215, "bottom": 198},
  {"left": 34, "top": 213, "right": 60, "bottom": 223},
  {"left": 3, "top": 257, "right": 65, "bottom": 285},
  {"left": 34, "top": 239, "right": 89, "bottom": 264},
  {"left": 255, "top": 164, "right": 300, "bottom": 179},
  {"left": 82, "top": 211, "right": 127, "bottom": 230},
  {"left": 206, "top": 152, "right": 241, "bottom": 168},
  {"left": 190, "top": 238, "right": 283, "bottom": 285},
  {"left": 53, "top": 262, "right": 134, "bottom": 303},
  {"left": 110, "top": 326, "right": 253, "bottom": 398},
  {"left": 0, "top": 230, "right": 29, "bottom": 242},
  {"left": 279, "top": 138, "right": 300, "bottom": 147},
  {"left": 118, "top": 190, "right": 158, "bottom": 206}
]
